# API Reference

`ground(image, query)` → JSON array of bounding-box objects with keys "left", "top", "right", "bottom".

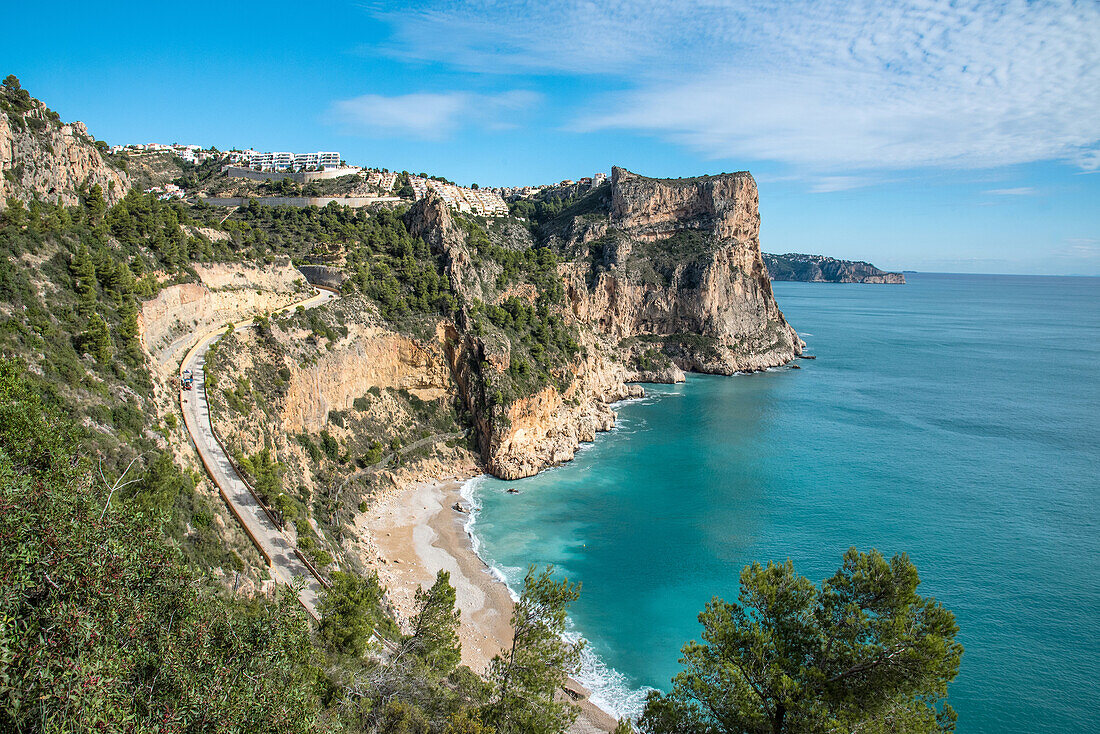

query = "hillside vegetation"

[{"left": 0, "top": 76, "right": 958, "bottom": 733}]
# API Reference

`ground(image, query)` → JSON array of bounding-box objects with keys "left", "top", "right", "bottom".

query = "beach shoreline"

[{"left": 365, "top": 476, "right": 619, "bottom": 733}]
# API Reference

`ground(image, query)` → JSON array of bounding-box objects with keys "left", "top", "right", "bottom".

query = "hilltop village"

[{"left": 117, "top": 140, "right": 604, "bottom": 217}]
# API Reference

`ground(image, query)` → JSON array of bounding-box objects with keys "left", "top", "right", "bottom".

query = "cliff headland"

[{"left": 763, "top": 252, "right": 906, "bottom": 283}]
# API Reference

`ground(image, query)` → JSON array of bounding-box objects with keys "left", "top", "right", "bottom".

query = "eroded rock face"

[
  {"left": 282, "top": 323, "right": 452, "bottom": 434},
  {"left": 402, "top": 168, "right": 805, "bottom": 479},
  {"left": 139, "top": 261, "right": 307, "bottom": 375},
  {"left": 611, "top": 167, "right": 760, "bottom": 243},
  {"left": 485, "top": 336, "right": 644, "bottom": 480},
  {"left": 561, "top": 167, "right": 802, "bottom": 374},
  {"left": 0, "top": 104, "right": 129, "bottom": 209}
]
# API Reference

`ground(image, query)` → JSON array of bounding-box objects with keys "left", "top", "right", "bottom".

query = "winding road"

[{"left": 179, "top": 286, "right": 337, "bottom": 618}]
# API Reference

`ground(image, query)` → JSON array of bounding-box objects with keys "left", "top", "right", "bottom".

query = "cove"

[{"left": 467, "top": 273, "right": 1100, "bottom": 731}]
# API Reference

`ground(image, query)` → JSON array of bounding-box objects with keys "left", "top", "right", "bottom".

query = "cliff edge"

[
  {"left": 400, "top": 168, "right": 804, "bottom": 478},
  {"left": 0, "top": 75, "right": 129, "bottom": 209},
  {"left": 553, "top": 167, "right": 803, "bottom": 375}
]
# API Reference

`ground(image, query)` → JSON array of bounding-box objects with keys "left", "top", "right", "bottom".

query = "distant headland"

[{"left": 763, "top": 252, "right": 906, "bottom": 283}]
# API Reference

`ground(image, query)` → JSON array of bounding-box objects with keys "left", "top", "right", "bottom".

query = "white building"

[
  {"left": 410, "top": 176, "right": 430, "bottom": 200},
  {"left": 245, "top": 150, "right": 341, "bottom": 171},
  {"left": 408, "top": 177, "right": 507, "bottom": 216},
  {"left": 292, "top": 151, "right": 341, "bottom": 170}
]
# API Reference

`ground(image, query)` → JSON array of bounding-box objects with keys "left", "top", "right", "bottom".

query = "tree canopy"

[
  {"left": 484, "top": 565, "right": 584, "bottom": 734},
  {"left": 640, "top": 549, "right": 963, "bottom": 734}
]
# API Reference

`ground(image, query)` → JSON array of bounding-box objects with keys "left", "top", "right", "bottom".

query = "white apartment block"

[
  {"left": 364, "top": 170, "right": 400, "bottom": 191},
  {"left": 246, "top": 150, "right": 342, "bottom": 171}
]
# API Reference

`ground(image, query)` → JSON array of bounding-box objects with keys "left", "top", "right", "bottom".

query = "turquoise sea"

[{"left": 465, "top": 273, "right": 1100, "bottom": 731}]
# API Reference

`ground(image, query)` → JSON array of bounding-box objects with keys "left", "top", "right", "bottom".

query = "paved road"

[{"left": 180, "top": 287, "right": 337, "bottom": 618}]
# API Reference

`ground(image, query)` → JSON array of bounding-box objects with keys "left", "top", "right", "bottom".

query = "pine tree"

[
  {"left": 639, "top": 549, "right": 963, "bottom": 734},
  {"left": 70, "top": 244, "right": 97, "bottom": 313},
  {"left": 81, "top": 184, "right": 107, "bottom": 223},
  {"left": 116, "top": 299, "right": 142, "bottom": 366},
  {"left": 405, "top": 569, "right": 462, "bottom": 677},
  {"left": 484, "top": 565, "right": 583, "bottom": 733},
  {"left": 83, "top": 313, "right": 112, "bottom": 363}
]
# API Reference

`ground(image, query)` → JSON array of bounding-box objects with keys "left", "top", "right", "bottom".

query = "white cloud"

[
  {"left": 329, "top": 90, "right": 539, "bottom": 140},
  {"left": 377, "top": 1, "right": 1100, "bottom": 172},
  {"left": 1060, "top": 238, "right": 1100, "bottom": 259},
  {"left": 984, "top": 187, "right": 1037, "bottom": 196},
  {"left": 808, "top": 176, "right": 871, "bottom": 193}
]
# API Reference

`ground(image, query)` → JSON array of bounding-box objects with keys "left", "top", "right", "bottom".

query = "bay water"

[{"left": 465, "top": 273, "right": 1100, "bottom": 731}]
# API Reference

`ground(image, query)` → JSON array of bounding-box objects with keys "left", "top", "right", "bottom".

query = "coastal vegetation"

[
  {"left": 0, "top": 360, "right": 322, "bottom": 732},
  {"left": 638, "top": 550, "right": 962, "bottom": 734},
  {"left": 0, "top": 357, "right": 589, "bottom": 733},
  {"left": 0, "top": 77, "right": 962, "bottom": 733}
]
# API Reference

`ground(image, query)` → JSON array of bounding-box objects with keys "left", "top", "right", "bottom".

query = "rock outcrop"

[
  {"left": 405, "top": 192, "right": 488, "bottom": 309},
  {"left": 763, "top": 252, "right": 905, "bottom": 284},
  {"left": 297, "top": 264, "right": 348, "bottom": 291},
  {"left": 406, "top": 195, "right": 646, "bottom": 479},
  {"left": 484, "top": 336, "right": 644, "bottom": 479},
  {"left": 404, "top": 168, "right": 803, "bottom": 479},
  {"left": 556, "top": 167, "right": 803, "bottom": 374},
  {"left": 282, "top": 322, "right": 452, "bottom": 434},
  {"left": 0, "top": 99, "right": 129, "bottom": 209}
]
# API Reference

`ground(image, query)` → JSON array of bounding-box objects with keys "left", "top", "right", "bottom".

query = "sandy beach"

[{"left": 365, "top": 477, "right": 620, "bottom": 733}]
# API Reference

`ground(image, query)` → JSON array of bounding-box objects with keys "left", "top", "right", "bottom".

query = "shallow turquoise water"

[{"left": 468, "top": 273, "right": 1100, "bottom": 730}]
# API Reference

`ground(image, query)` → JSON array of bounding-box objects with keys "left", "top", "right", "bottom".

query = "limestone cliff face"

[
  {"left": 485, "top": 335, "right": 643, "bottom": 480},
  {"left": 559, "top": 167, "right": 802, "bottom": 374},
  {"left": 401, "top": 169, "right": 806, "bottom": 479},
  {"left": 0, "top": 103, "right": 129, "bottom": 209},
  {"left": 610, "top": 167, "right": 760, "bottom": 242},
  {"left": 406, "top": 196, "right": 644, "bottom": 479},
  {"left": 282, "top": 322, "right": 452, "bottom": 434}
]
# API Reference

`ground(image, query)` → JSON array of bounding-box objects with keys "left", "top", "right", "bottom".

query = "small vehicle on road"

[{"left": 181, "top": 369, "right": 194, "bottom": 391}]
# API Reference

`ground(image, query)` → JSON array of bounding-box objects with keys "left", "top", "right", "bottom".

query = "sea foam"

[{"left": 459, "top": 474, "right": 650, "bottom": 721}]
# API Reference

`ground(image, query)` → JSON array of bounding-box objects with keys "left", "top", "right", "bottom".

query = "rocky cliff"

[
  {"left": 138, "top": 260, "right": 310, "bottom": 378},
  {"left": 764, "top": 252, "right": 905, "bottom": 283},
  {"left": 553, "top": 167, "right": 803, "bottom": 374},
  {"left": 0, "top": 79, "right": 129, "bottom": 209},
  {"left": 401, "top": 169, "right": 803, "bottom": 478}
]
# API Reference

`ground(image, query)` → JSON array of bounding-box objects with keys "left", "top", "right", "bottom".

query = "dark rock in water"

[
  {"left": 790, "top": 363, "right": 801, "bottom": 369},
  {"left": 800, "top": 354, "right": 817, "bottom": 360},
  {"left": 507, "top": 488, "right": 519, "bottom": 494}
]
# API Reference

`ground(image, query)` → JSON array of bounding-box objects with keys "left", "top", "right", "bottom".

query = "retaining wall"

[
  {"left": 201, "top": 195, "right": 403, "bottom": 209},
  {"left": 224, "top": 166, "right": 362, "bottom": 183}
]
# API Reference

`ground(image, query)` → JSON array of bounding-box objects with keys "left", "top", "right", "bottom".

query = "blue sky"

[{"left": 5, "top": 0, "right": 1099, "bottom": 274}]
